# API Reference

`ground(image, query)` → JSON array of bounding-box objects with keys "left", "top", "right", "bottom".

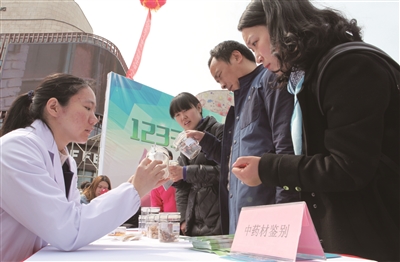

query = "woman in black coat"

[
  {"left": 169, "top": 92, "right": 224, "bottom": 236},
  {"left": 232, "top": 0, "right": 399, "bottom": 261}
]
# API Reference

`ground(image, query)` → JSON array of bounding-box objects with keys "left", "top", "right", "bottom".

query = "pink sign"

[{"left": 230, "top": 202, "right": 325, "bottom": 261}]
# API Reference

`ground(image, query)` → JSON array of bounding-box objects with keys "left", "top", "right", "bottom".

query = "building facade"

[
  {"left": 0, "top": 0, "right": 92, "bottom": 34},
  {"left": 0, "top": 0, "right": 127, "bottom": 186}
]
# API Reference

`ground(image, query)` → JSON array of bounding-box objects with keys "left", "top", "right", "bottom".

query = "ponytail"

[{"left": 0, "top": 92, "right": 34, "bottom": 137}]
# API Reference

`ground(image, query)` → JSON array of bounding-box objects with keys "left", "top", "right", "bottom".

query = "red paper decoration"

[{"left": 140, "top": 0, "right": 166, "bottom": 11}]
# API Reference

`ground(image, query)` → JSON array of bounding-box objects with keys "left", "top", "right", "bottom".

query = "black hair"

[
  {"left": 208, "top": 40, "right": 256, "bottom": 67},
  {"left": 80, "top": 181, "right": 91, "bottom": 190},
  {"left": 0, "top": 73, "right": 90, "bottom": 136},
  {"left": 238, "top": 0, "right": 362, "bottom": 88},
  {"left": 169, "top": 92, "right": 202, "bottom": 119}
]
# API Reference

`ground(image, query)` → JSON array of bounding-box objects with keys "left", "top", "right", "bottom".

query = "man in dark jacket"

[{"left": 188, "top": 40, "right": 300, "bottom": 234}]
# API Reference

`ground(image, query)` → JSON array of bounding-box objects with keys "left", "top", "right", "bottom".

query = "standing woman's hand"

[
  {"left": 185, "top": 130, "right": 205, "bottom": 142},
  {"left": 128, "top": 158, "right": 168, "bottom": 197},
  {"left": 168, "top": 165, "right": 184, "bottom": 182},
  {"left": 231, "top": 156, "right": 262, "bottom": 186}
]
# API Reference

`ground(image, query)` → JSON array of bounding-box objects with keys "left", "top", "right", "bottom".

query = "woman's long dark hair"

[
  {"left": 0, "top": 73, "right": 90, "bottom": 136},
  {"left": 238, "top": 0, "right": 362, "bottom": 88}
]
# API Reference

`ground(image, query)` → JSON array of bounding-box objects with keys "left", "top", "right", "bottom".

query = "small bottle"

[{"left": 158, "top": 212, "right": 181, "bottom": 242}]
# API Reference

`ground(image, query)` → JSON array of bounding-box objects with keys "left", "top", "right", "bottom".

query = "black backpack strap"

[
  {"left": 316, "top": 42, "right": 400, "bottom": 116},
  {"left": 316, "top": 42, "right": 399, "bottom": 174}
]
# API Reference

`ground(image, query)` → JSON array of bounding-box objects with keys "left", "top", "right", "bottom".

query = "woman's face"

[
  {"left": 241, "top": 25, "right": 281, "bottom": 74},
  {"left": 55, "top": 86, "right": 99, "bottom": 146},
  {"left": 95, "top": 181, "right": 109, "bottom": 197},
  {"left": 173, "top": 104, "right": 202, "bottom": 131}
]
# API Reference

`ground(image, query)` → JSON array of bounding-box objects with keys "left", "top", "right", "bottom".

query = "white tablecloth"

[
  {"left": 26, "top": 235, "right": 376, "bottom": 261},
  {"left": 26, "top": 235, "right": 226, "bottom": 261}
]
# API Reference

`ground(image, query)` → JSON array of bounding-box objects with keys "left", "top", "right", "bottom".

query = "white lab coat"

[{"left": 0, "top": 120, "right": 140, "bottom": 261}]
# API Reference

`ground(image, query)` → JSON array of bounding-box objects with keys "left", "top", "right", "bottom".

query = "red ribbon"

[{"left": 126, "top": 9, "right": 152, "bottom": 79}]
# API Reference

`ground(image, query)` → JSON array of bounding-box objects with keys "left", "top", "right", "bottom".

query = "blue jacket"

[{"left": 200, "top": 65, "right": 298, "bottom": 234}]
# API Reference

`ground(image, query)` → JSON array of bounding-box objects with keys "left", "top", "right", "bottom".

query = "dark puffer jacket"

[{"left": 174, "top": 116, "right": 224, "bottom": 236}]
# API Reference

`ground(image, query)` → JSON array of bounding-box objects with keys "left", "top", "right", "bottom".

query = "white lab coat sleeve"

[{"left": 1, "top": 133, "right": 140, "bottom": 251}]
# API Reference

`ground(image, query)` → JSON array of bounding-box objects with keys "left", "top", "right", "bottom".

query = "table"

[{"left": 26, "top": 235, "right": 376, "bottom": 261}]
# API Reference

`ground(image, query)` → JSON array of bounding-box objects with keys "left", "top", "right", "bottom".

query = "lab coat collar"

[
  {"left": 29, "top": 120, "right": 58, "bottom": 153},
  {"left": 29, "top": 120, "right": 68, "bottom": 193}
]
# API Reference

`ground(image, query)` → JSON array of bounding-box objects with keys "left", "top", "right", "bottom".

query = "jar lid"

[
  {"left": 141, "top": 207, "right": 160, "bottom": 214},
  {"left": 159, "top": 212, "right": 181, "bottom": 221}
]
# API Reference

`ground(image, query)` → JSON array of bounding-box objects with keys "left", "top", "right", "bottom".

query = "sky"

[{"left": 75, "top": 0, "right": 399, "bottom": 97}]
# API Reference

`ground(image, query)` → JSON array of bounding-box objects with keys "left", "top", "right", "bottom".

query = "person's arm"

[
  {"left": 185, "top": 164, "right": 221, "bottom": 185},
  {"left": 198, "top": 131, "right": 223, "bottom": 164},
  {"left": 171, "top": 155, "right": 221, "bottom": 186},
  {"left": 258, "top": 53, "right": 393, "bottom": 192},
  {"left": 262, "top": 72, "right": 300, "bottom": 202},
  {"left": 185, "top": 122, "right": 223, "bottom": 185},
  {"left": 0, "top": 134, "right": 159, "bottom": 252},
  {"left": 262, "top": 71, "right": 294, "bottom": 155},
  {"left": 186, "top": 130, "right": 223, "bottom": 164}
]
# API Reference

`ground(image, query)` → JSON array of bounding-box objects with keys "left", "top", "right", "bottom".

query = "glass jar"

[
  {"left": 138, "top": 215, "right": 146, "bottom": 235},
  {"left": 158, "top": 212, "right": 181, "bottom": 242},
  {"left": 141, "top": 207, "right": 160, "bottom": 237},
  {"left": 146, "top": 145, "right": 170, "bottom": 178},
  {"left": 146, "top": 214, "right": 159, "bottom": 239},
  {"left": 172, "top": 131, "right": 201, "bottom": 160}
]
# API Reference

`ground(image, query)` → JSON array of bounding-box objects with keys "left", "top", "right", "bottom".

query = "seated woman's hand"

[
  {"left": 128, "top": 158, "right": 168, "bottom": 197},
  {"left": 232, "top": 156, "right": 262, "bottom": 186}
]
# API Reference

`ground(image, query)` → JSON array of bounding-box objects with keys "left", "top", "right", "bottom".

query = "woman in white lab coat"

[{"left": 0, "top": 73, "right": 167, "bottom": 261}]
